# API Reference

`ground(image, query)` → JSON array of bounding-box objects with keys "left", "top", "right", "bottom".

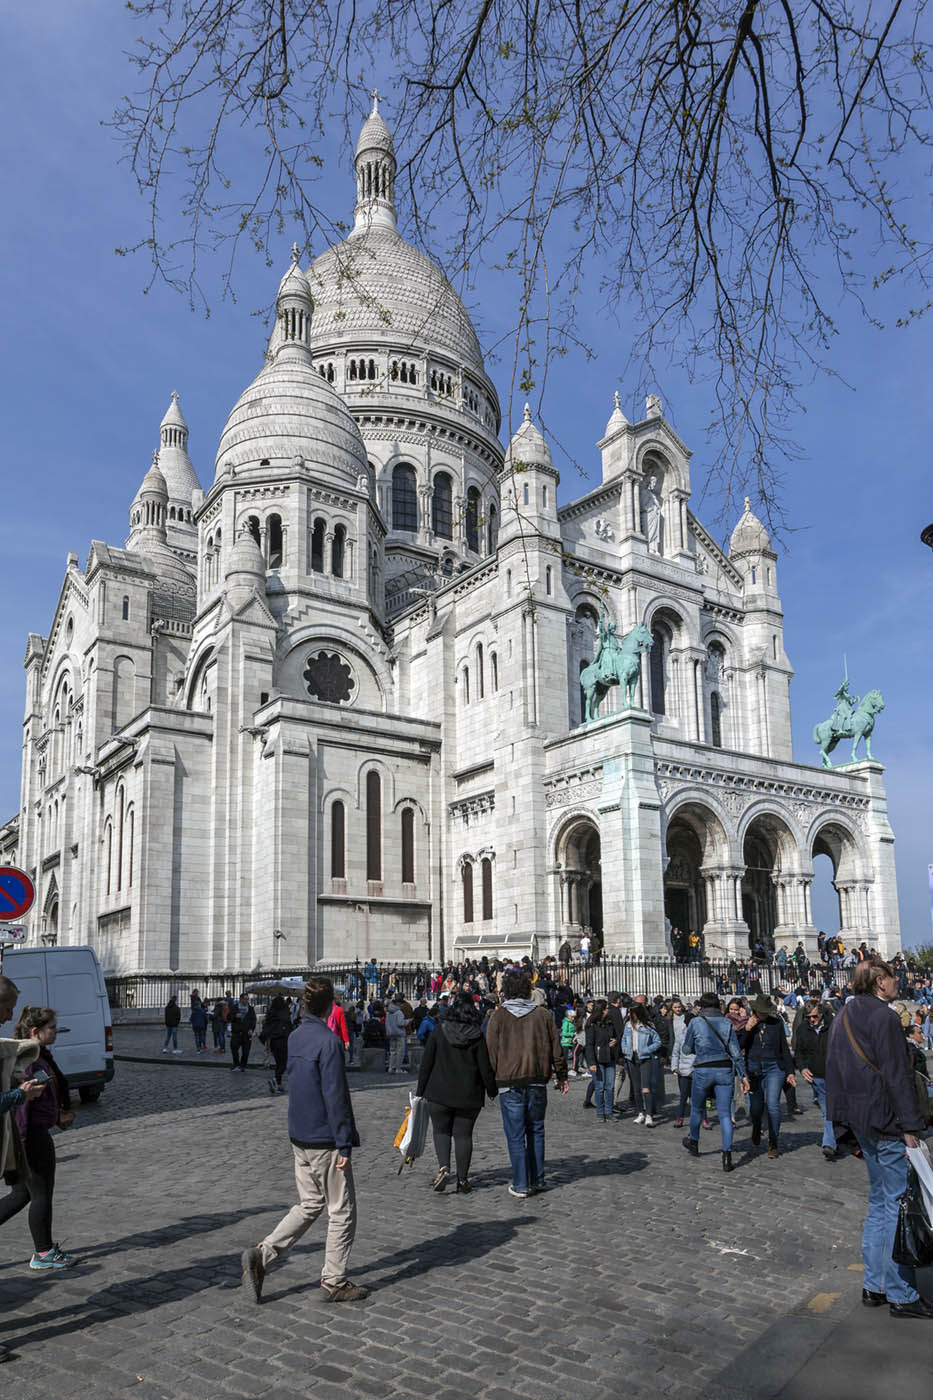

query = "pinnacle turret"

[{"left": 352, "top": 90, "right": 397, "bottom": 234}]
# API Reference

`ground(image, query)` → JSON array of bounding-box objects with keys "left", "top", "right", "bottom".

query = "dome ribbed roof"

[
  {"left": 729, "top": 497, "right": 771, "bottom": 554},
  {"left": 504, "top": 404, "right": 553, "bottom": 470},
  {"left": 214, "top": 352, "right": 368, "bottom": 486},
  {"left": 308, "top": 227, "right": 485, "bottom": 372},
  {"left": 136, "top": 454, "right": 168, "bottom": 500},
  {"left": 356, "top": 110, "right": 394, "bottom": 157},
  {"left": 225, "top": 529, "right": 266, "bottom": 580}
]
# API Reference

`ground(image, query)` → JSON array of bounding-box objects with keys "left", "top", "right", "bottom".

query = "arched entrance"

[
  {"left": 556, "top": 818, "right": 602, "bottom": 946},
  {"left": 664, "top": 801, "right": 728, "bottom": 958},
  {"left": 742, "top": 813, "right": 797, "bottom": 956},
  {"left": 811, "top": 820, "right": 866, "bottom": 944}
]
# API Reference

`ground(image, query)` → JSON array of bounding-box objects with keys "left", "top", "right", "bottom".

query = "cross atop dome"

[
  {"left": 370, "top": 87, "right": 380, "bottom": 114},
  {"left": 290, "top": 240, "right": 301, "bottom": 264}
]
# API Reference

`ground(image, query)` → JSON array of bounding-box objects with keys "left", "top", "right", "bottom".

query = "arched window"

[
  {"left": 392, "top": 464, "right": 418, "bottom": 532},
  {"left": 268, "top": 514, "right": 283, "bottom": 568},
  {"left": 401, "top": 806, "right": 415, "bottom": 884},
  {"left": 365, "top": 771, "right": 381, "bottom": 881},
  {"left": 311, "top": 518, "right": 325, "bottom": 573},
  {"left": 650, "top": 625, "right": 669, "bottom": 715},
  {"left": 487, "top": 503, "right": 498, "bottom": 553},
  {"left": 462, "top": 666, "right": 470, "bottom": 705},
  {"left": 331, "top": 801, "right": 346, "bottom": 879},
  {"left": 332, "top": 524, "right": 346, "bottom": 578},
  {"left": 506, "top": 569, "right": 512, "bottom": 596},
  {"left": 710, "top": 691, "right": 723, "bottom": 748},
  {"left": 116, "top": 787, "right": 125, "bottom": 891},
  {"left": 462, "top": 863, "right": 474, "bottom": 923},
  {"left": 121, "top": 596, "right": 129, "bottom": 621},
  {"left": 545, "top": 566, "right": 552, "bottom": 595},
  {"left": 465, "top": 486, "right": 481, "bottom": 552},
  {"left": 523, "top": 484, "right": 530, "bottom": 506},
  {"left": 247, "top": 515, "right": 261, "bottom": 546},
  {"left": 104, "top": 822, "right": 113, "bottom": 897},
  {"left": 127, "top": 807, "right": 135, "bottom": 887},
  {"left": 481, "top": 857, "right": 493, "bottom": 920},
  {"left": 579, "top": 658, "right": 588, "bottom": 723},
  {"left": 490, "top": 652, "right": 498, "bottom": 691},
  {"left": 476, "top": 644, "right": 484, "bottom": 700},
  {"left": 432, "top": 472, "right": 453, "bottom": 539}
]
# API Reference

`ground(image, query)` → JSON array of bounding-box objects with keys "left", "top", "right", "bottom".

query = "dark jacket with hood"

[
  {"left": 825, "top": 993, "right": 924, "bottom": 1139},
  {"left": 417, "top": 1018, "right": 498, "bottom": 1111}
]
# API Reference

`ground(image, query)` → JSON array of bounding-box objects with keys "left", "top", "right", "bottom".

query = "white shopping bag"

[
  {"left": 396, "top": 1093, "right": 429, "bottom": 1171},
  {"left": 906, "top": 1142, "right": 933, "bottom": 1223}
]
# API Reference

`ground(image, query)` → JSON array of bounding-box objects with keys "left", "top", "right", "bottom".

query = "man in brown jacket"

[{"left": 485, "top": 969, "right": 568, "bottom": 1197}]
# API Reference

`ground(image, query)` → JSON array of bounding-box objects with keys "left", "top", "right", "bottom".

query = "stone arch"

[
  {"left": 553, "top": 813, "right": 602, "bottom": 947},
  {"left": 739, "top": 807, "right": 801, "bottom": 955},
  {"left": 662, "top": 796, "right": 731, "bottom": 958},
  {"left": 280, "top": 626, "right": 390, "bottom": 711},
  {"left": 184, "top": 646, "right": 216, "bottom": 712},
  {"left": 643, "top": 602, "right": 689, "bottom": 719},
  {"left": 808, "top": 814, "right": 867, "bottom": 941}
]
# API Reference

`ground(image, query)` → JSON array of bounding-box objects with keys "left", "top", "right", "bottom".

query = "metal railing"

[{"left": 105, "top": 967, "right": 311, "bottom": 1010}]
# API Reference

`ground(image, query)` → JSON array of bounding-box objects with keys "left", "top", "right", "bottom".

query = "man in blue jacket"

[{"left": 241, "top": 976, "right": 368, "bottom": 1304}]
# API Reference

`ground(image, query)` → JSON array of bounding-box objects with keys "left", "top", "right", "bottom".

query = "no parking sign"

[{"left": 0, "top": 867, "right": 35, "bottom": 922}]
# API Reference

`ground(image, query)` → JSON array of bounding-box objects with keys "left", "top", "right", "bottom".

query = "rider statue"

[
  {"left": 829, "top": 678, "right": 860, "bottom": 737},
  {"left": 593, "top": 609, "right": 622, "bottom": 685}
]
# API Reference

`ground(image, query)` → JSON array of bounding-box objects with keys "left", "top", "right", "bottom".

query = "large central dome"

[{"left": 308, "top": 226, "right": 485, "bottom": 373}]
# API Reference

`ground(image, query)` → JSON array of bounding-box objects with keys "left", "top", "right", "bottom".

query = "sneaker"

[
  {"left": 276, "top": 1083, "right": 286, "bottom": 1095},
  {"left": 432, "top": 1167, "right": 450, "bottom": 1193},
  {"left": 644, "top": 1115, "right": 655, "bottom": 1127},
  {"left": 321, "top": 1280, "right": 369, "bottom": 1303},
  {"left": 161, "top": 1047, "right": 169, "bottom": 1053},
  {"left": 172, "top": 1049, "right": 183, "bottom": 1054},
  {"left": 456, "top": 1179, "right": 472, "bottom": 1194},
  {"left": 507, "top": 1185, "right": 528, "bottom": 1199},
  {"left": 673, "top": 1117, "right": 683, "bottom": 1128},
  {"left": 241, "top": 1247, "right": 264, "bottom": 1303},
  {"left": 633, "top": 1113, "right": 645, "bottom": 1125},
  {"left": 529, "top": 1180, "right": 550, "bottom": 1194},
  {"left": 29, "top": 1245, "right": 75, "bottom": 1271},
  {"left": 268, "top": 1079, "right": 277, "bottom": 1095},
  {"left": 822, "top": 1146, "right": 837, "bottom": 1162},
  {"left": 702, "top": 1119, "right": 714, "bottom": 1130}
]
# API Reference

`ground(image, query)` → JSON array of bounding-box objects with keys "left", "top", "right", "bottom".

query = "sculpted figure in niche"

[{"left": 640, "top": 475, "right": 663, "bottom": 554}]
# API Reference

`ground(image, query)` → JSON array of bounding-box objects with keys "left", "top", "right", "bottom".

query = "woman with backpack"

[
  {"left": 584, "top": 1001, "right": 617, "bottom": 1122},
  {"left": 260, "top": 996, "right": 293, "bottom": 1095},
  {"left": 416, "top": 992, "right": 497, "bottom": 1193}
]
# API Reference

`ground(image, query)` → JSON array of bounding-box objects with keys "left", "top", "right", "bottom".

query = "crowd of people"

[{"left": 1, "top": 941, "right": 932, "bottom": 1366}]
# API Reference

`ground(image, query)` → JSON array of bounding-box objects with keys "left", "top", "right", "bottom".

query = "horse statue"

[
  {"left": 580, "top": 619, "right": 653, "bottom": 721},
  {"left": 812, "top": 687, "right": 885, "bottom": 768}
]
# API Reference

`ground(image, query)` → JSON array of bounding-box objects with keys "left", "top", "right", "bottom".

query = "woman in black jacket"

[
  {"left": 584, "top": 1001, "right": 617, "bottom": 1123},
  {"left": 740, "top": 995, "right": 795, "bottom": 1157},
  {"left": 417, "top": 993, "right": 497, "bottom": 1193},
  {"left": 260, "top": 996, "right": 292, "bottom": 1095}
]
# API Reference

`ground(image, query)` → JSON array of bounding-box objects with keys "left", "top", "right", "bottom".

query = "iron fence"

[{"left": 105, "top": 955, "right": 829, "bottom": 1011}]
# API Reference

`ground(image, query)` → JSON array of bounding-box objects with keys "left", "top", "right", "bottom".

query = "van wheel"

[{"left": 78, "top": 1087, "right": 102, "bottom": 1104}]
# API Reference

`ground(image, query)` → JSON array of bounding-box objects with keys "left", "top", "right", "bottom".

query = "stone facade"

[{"left": 5, "top": 104, "right": 901, "bottom": 972}]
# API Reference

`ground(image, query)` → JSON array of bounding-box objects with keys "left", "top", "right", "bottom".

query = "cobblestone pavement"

[{"left": 0, "top": 1043, "right": 929, "bottom": 1398}]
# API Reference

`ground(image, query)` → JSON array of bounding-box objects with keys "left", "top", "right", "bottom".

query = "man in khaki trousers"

[{"left": 241, "top": 975, "right": 368, "bottom": 1303}]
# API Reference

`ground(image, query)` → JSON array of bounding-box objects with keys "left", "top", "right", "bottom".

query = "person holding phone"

[{"left": 0, "top": 1005, "right": 76, "bottom": 1271}]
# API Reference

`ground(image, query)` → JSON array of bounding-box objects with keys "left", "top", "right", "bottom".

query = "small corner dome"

[
  {"left": 604, "top": 391, "right": 628, "bottom": 437},
  {"left": 504, "top": 404, "right": 553, "bottom": 471},
  {"left": 160, "top": 392, "right": 187, "bottom": 432},
  {"left": 225, "top": 528, "right": 266, "bottom": 580},
  {"left": 136, "top": 456, "right": 168, "bottom": 501},
  {"left": 214, "top": 356, "right": 368, "bottom": 486},
  {"left": 277, "top": 256, "right": 312, "bottom": 305},
  {"left": 729, "top": 497, "right": 771, "bottom": 555}
]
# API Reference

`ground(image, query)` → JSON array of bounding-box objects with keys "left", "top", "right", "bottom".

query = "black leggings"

[
  {"left": 270, "top": 1038, "right": 288, "bottom": 1085},
  {"left": 0, "top": 1125, "right": 56, "bottom": 1253},
  {"left": 427, "top": 1102, "right": 479, "bottom": 1182}
]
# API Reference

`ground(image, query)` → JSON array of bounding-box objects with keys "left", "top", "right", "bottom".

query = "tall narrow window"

[
  {"left": 365, "top": 772, "right": 381, "bottom": 881},
  {"left": 127, "top": 808, "right": 135, "bottom": 886},
  {"left": 311, "top": 518, "right": 325, "bottom": 573},
  {"left": 392, "top": 464, "right": 418, "bottom": 531},
  {"left": 331, "top": 801, "right": 346, "bottom": 879},
  {"left": 105, "top": 823, "right": 112, "bottom": 897},
  {"left": 332, "top": 524, "right": 346, "bottom": 578},
  {"left": 545, "top": 566, "right": 552, "bottom": 595},
  {"left": 121, "top": 596, "right": 129, "bottom": 621},
  {"left": 650, "top": 627, "right": 666, "bottom": 715},
  {"left": 490, "top": 652, "right": 498, "bottom": 691},
  {"left": 116, "top": 788, "right": 124, "bottom": 891},
  {"left": 401, "top": 807, "right": 415, "bottom": 884},
  {"left": 268, "top": 514, "right": 283, "bottom": 568},
  {"left": 462, "top": 863, "right": 474, "bottom": 923},
  {"left": 466, "top": 486, "right": 481, "bottom": 552},
  {"left": 462, "top": 666, "right": 470, "bottom": 705},
  {"left": 481, "top": 857, "right": 493, "bottom": 920},
  {"left": 476, "top": 644, "right": 485, "bottom": 699},
  {"left": 487, "top": 504, "right": 498, "bottom": 553},
  {"left": 247, "top": 515, "right": 261, "bottom": 546},
  {"left": 710, "top": 691, "right": 723, "bottom": 748},
  {"left": 432, "top": 472, "right": 453, "bottom": 539}
]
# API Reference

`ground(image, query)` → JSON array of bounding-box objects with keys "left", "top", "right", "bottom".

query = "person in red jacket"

[{"left": 328, "top": 998, "right": 349, "bottom": 1052}]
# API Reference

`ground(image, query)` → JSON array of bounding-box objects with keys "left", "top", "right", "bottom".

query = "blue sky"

[{"left": 2, "top": 5, "right": 931, "bottom": 948}]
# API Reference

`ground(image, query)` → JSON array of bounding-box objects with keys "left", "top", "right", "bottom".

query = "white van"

[{"left": 0, "top": 945, "right": 114, "bottom": 1103}]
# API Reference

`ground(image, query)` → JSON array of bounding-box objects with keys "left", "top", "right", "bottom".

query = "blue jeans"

[
  {"left": 162, "top": 1027, "right": 178, "bottom": 1050},
  {"left": 854, "top": 1133, "right": 918, "bottom": 1304},
  {"left": 749, "top": 1063, "right": 785, "bottom": 1143},
  {"left": 499, "top": 1086, "right": 548, "bottom": 1194},
  {"left": 690, "top": 1067, "right": 734, "bottom": 1150},
  {"left": 591, "top": 1065, "right": 614, "bottom": 1119},
  {"left": 810, "top": 1076, "right": 836, "bottom": 1150}
]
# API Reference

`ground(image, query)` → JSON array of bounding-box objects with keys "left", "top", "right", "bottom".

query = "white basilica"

[{"left": 2, "top": 102, "right": 901, "bottom": 973}]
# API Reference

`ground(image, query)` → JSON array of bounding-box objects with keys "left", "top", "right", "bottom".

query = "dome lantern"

[{"left": 353, "top": 89, "right": 397, "bottom": 235}]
